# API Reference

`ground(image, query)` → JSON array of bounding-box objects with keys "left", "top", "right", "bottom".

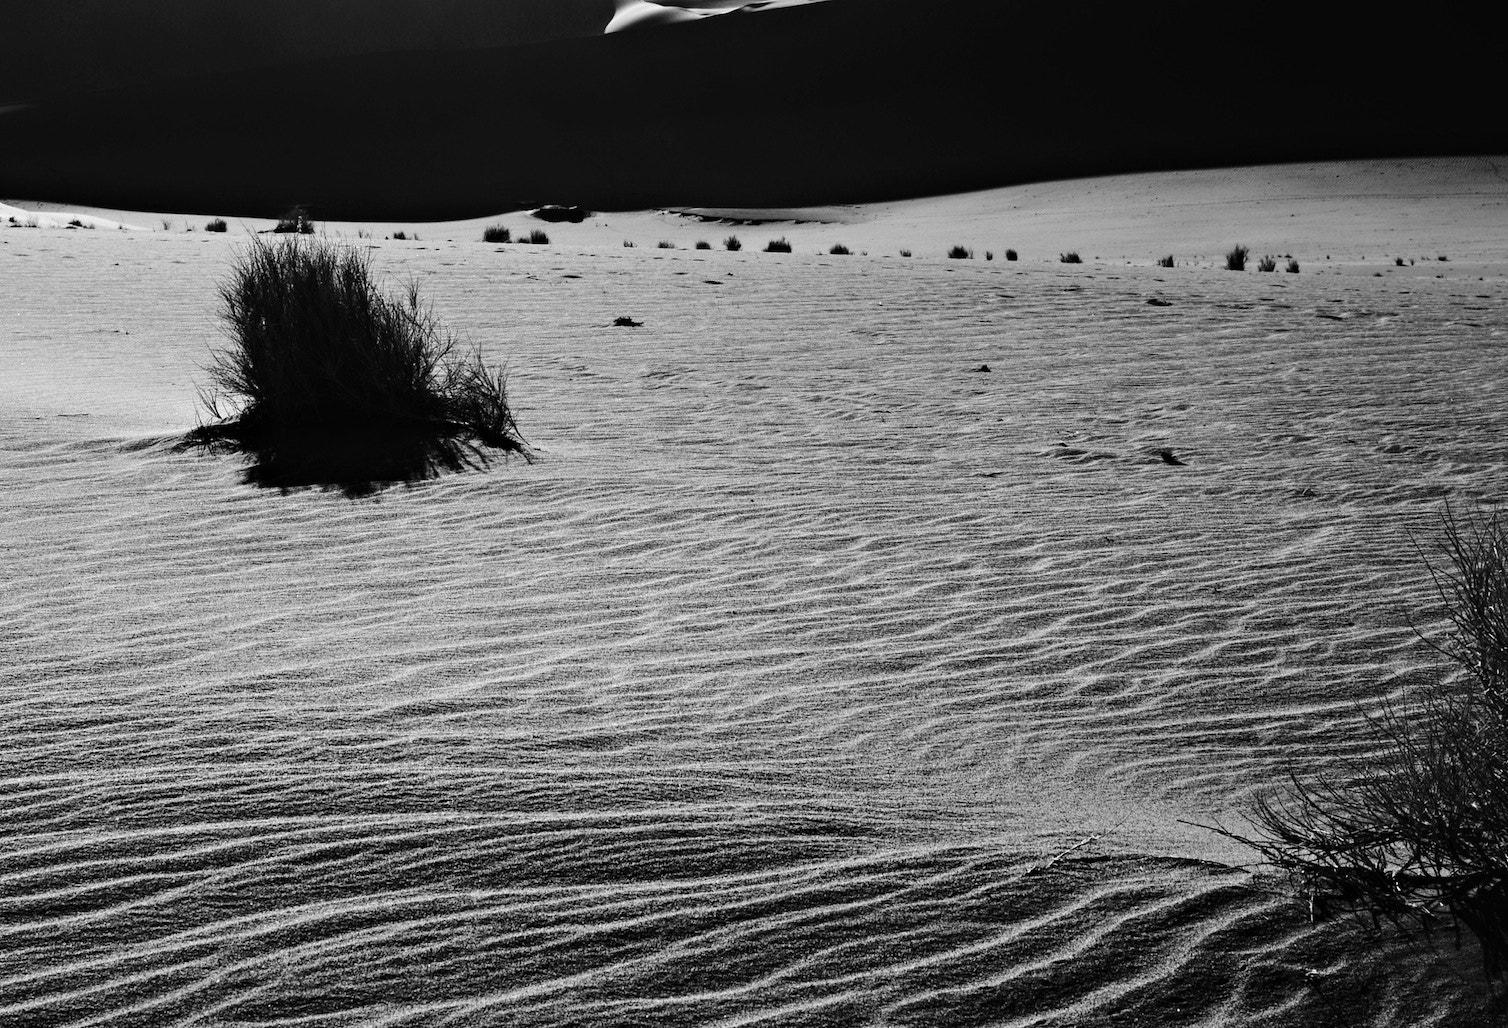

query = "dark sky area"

[{"left": 1, "top": 1, "right": 1501, "bottom": 218}]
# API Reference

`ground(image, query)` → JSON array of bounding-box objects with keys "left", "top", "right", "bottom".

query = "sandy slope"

[{"left": 4, "top": 161, "right": 1508, "bottom": 1024}]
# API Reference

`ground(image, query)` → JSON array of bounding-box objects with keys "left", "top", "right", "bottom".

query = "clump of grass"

[
  {"left": 1157, "top": 254, "right": 1175, "bottom": 268},
  {"left": 1395, "top": 257, "right": 1406, "bottom": 267},
  {"left": 274, "top": 207, "right": 314, "bottom": 234},
  {"left": 482, "top": 225, "right": 511, "bottom": 243},
  {"left": 1208, "top": 508, "right": 1508, "bottom": 978},
  {"left": 694, "top": 240, "right": 711, "bottom": 250},
  {"left": 527, "top": 229, "right": 549, "bottom": 245},
  {"left": 764, "top": 237, "right": 792, "bottom": 253},
  {"left": 657, "top": 240, "right": 676, "bottom": 249},
  {"left": 829, "top": 243, "right": 850, "bottom": 255},
  {"left": 1286, "top": 258, "right": 1301, "bottom": 273},
  {"left": 206, "top": 219, "right": 229, "bottom": 233},
  {"left": 391, "top": 231, "right": 409, "bottom": 241},
  {"left": 1257, "top": 254, "right": 1277, "bottom": 272},
  {"left": 948, "top": 245, "right": 973, "bottom": 260},
  {"left": 161, "top": 218, "right": 174, "bottom": 231},
  {"left": 1225, "top": 244, "right": 1249, "bottom": 271},
  {"left": 899, "top": 249, "right": 912, "bottom": 258},
  {"left": 984, "top": 251, "right": 994, "bottom": 261},
  {"left": 184, "top": 236, "right": 527, "bottom": 491},
  {"left": 724, "top": 235, "right": 742, "bottom": 251},
  {"left": 1005, "top": 249, "right": 1017, "bottom": 261},
  {"left": 1439, "top": 255, "right": 1450, "bottom": 262},
  {"left": 1059, "top": 251, "right": 1082, "bottom": 264}
]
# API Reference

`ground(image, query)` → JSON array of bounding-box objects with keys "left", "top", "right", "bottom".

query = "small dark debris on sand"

[
  {"left": 613, "top": 316, "right": 642, "bottom": 328},
  {"left": 1158, "top": 448, "right": 1187, "bottom": 466},
  {"left": 971, "top": 364, "right": 991, "bottom": 373},
  {"left": 1146, "top": 298, "right": 1173, "bottom": 306}
]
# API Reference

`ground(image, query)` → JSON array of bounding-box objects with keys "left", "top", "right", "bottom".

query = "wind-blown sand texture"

[{"left": 4, "top": 159, "right": 1508, "bottom": 1024}]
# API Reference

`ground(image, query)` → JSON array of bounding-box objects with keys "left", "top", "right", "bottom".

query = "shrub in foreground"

[
  {"left": 1225, "top": 244, "right": 1249, "bottom": 270},
  {"left": 1286, "top": 258, "right": 1301, "bottom": 273},
  {"left": 1210, "top": 508, "right": 1508, "bottom": 977},
  {"left": 527, "top": 229, "right": 550, "bottom": 245},
  {"left": 206, "top": 219, "right": 228, "bottom": 233},
  {"left": 695, "top": 240, "right": 711, "bottom": 250},
  {"left": 482, "top": 225, "right": 511, "bottom": 243},
  {"left": 948, "top": 245, "right": 972, "bottom": 259},
  {"left": 1059, "top": 251, "right": 1081, "bottom": 264},
  {"left": 764, "top": 237, "right": 792, "bottom": 253},
  {"left": 724, "top": 235, "right": 742, "bottom": 251},
  {"left": 184, "top": 236, "right": 528, "bottom": 490},
  {"left": 1257, "top": 255, "right": 1277, "bottom": 272}
]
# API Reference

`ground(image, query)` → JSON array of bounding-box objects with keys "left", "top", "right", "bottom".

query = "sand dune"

[{"left": 3, "top": 159, "right": 1506, "bottom": 1023}]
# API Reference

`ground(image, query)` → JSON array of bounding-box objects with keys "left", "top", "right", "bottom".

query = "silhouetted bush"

[
  {"left": 527, "top": 229, "right": 549, "bottom": 245},
  {"left": 1212, "top": 508, "right": 1508, "bottom": 978},
  {"left": 1395, "top": 257, "right": 1406, "bottom": 267},
  {"left": 1287, "top": 258, "right": 1301, "bottom": 273},
  {"left": 391, "top": 231, "right": 408, "bottom": 241},
  {"left": 482, "top": 225, "right": 511, "bottom": 243},
  {"left": 1157, "top": 255, "right": 1175, "bottom": 268},
  {"left": 948, "top": 245, "right": 972, "bottom": 259},
  {"left": 1257, "top": 255, "right": 1277, "bottom": 272},
  {"left": 274, "top": 207, "right": 314, "bottom": 234},
  {"left": 206, "top": 219, "right": 228, "bottom": 233},
  {"left": 829, "top": 244, "right": 850, "bottom": 255},
  {"left": 695, "top": 240, "right": 711, "bottom": 250},
  {"left": 899, "top": 249, "right": 912, "bottom": 258},
  {"left": 1225, "top": 244, "right": 1249, "bottom": 271},
  {"left": 1005, "top": 249, "right": 1017, "bottom": 261},
  {"left": 184, "top": 236, "right": 527, "bottom": 491},
  {"left": 724, "top": 235, "right": 742, "bottom": 251},
  {"left": 623, "top": 240, "right": 636, "bottom": 248},
  {"left": 764, "top": 238, "right": 792, "bottom": 253},
  {"left": 1059, "top": 252, "right": 1081, "bottom": 264},
  {"left": 657, "top": 240, "right": 676, "bottom": 249}
]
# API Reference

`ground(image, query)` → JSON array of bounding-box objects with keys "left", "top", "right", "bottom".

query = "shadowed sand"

[{"left": 3, "top": 159, "right": 1507, "bottom": 1023}]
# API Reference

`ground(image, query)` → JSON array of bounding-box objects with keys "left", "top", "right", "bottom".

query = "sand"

[{"left": 4, "top": 158, "right": 1507, "bottom": 1024}]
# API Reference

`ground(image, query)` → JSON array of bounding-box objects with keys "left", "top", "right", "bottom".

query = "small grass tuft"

[
  {"left": 527, "top": 229, "right": 550, "bottom": 245},
  {"left": 1225, "top": 244, "right": 1249, "bottom": 271},
  {"left": 657, "top": 240, "right": 676, "bottom": 249},
  {"left": 695, "top": 240, "right": 711, "bottom": 250},
  {"left": 724, "top": 235, "right": 742, "bottom": 251},
  {"left": 948, "top": 245, "right": 973, "bottom": 260},
  {"left": 1157, "top": 254, "right": 1175, "bottom": 268},
  {"left": 482, "top": 225, "right": 511, "bottom": 244},
  {"left": 206, "top": 219, "right": 229, "bottom": 233},
  {"left": 1059, "top": 252, "right": 1082, "bottom": 264},
  {"left": 899, "top": 249, "right": 912, "bottom": 258},
  {"left": 1286, "top": 258, "right": 1301, "bottom": 273},
  {"left": 1005, "top": 249, "right": 1018, "bottom": 261},
  {"left": 1257, "top": 255, "right": 1277, "bottom": 272},
  {"left": 764, "top": 237, "right": 792, "bottom": 253},
  {"left": 829, "top": 243, "right": 850, "bottom": 255}
]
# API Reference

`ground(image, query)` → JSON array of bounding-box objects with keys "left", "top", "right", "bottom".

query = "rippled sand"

[{"left": 4, "top": 168, "right": 1508, "bottom": 1024}]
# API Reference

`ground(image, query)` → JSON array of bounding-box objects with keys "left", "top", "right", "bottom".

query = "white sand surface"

[{"left": 4, "top": 158, "right": 1507, "bottom": 1023}]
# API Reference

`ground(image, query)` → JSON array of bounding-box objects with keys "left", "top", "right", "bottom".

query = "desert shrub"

[
  {"left": 984, "top": 251, "right": 994, "bottom": 261},
  {"left": 482, "top": 225, "right": 511, "bottom": 243},
  {"left": 829, "top": 244, "right": 850, "bottom": 255},
  {"left": 695, "top": 240, "right": 711, "bottom": 250},
  {"left": 1395, "top": 257, "right": 1406, "bottom": 267},
  {"left": 899, "top": 249, "right": 912, "bottom": 258},
  {"left": 1059, "top": 251, "right": 1082, "bottom": 264},
  {"left": 1157, "top": 254, "right": 1175, "bottom": 268},
  {"left": 1225, "top": 244, "right": 1249, "bottom": 271},
  {"left": 764, "top": 237, "right": 792, "bottom": 253},
  {"left": 657, "top": 240, "right": 676, "bottom": 249},
  {"left": 274, "top": 207, "right": 314, "bottom": 234},
  {"left": 206, "top": 219, "right": 228, "bottom": 233},
  {"left": 161, "top": 218, "right": 174, "bottom": 231},
  {"left": 184, "top": 236, "right": 527, "bottom": 489},
  {"left": 1257, "top": 255, "right": 1277, "bottom": 272},
  {"left": 1212, "top": 508, "right": 1508, "bottom": 977},
  {"left": 1005, "top": 249, "right": 1017, "bottom": 261},
  {"left": 1287, "top": 258, "right": 1301, "bottom": 273},
  {"left": 724, "top": 235, "right": 742, "bottom": 251},
  {"left": 391, "top": 231, "right": 408, "bottom": 241},
  {"left": 527, "top": 229, "right": 549, "bottom": 245},
  {"left": 1439, "top": 255, "right": 1450, "bottom": 262},
  {"left": 623, "top": 240, "right": 636, "bottom": 248},
  {"left": 948, "top": 245, "right": 973, "bottom": 259}
]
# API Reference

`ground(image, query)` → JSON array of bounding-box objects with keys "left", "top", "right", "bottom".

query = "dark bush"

[
  {"left": 764, "top": 238, "right": 792, "bottom": 253},
  {"left": 184, "top": 236, "right": 527, "bottom": 491},
  {"left": 899, "top": 249, "right": 912, "bottom": 258},
  {"left": 695, "top": 240, "right": 711, "bottom": 250},
  {"left": 948, "top": 245, "right": 973, "bottom": 259},
  {"left": 1211, "top": 508, "right": 1508, "bottom": 978},
  {"left": 1257, "top": 255, "right": 1277, "bottom": 272},
  {"left": 1225, "top": 244, "right": 1249, "bottom": 271},
  {"left": 527, "top": 229, "right": 549, "bottom": 245},
  {"left": 1005, "top": 249, "right": 1017, "bottom": 261},
  {"left": 1286, "top": 258, "right": 1301, "bottom": 273},
  {"left": 482, "top": 225, "right": 511, "bottom": 243},
  {"left": 206, "top": 219, "right": 229, "bottom": 233},
  {"left": 1059, "top": 252, "right": 1082, "bottom": 264},
  {"left": 1157, "top": 254, "right": 1175, "bottom": 268},
  {"left": 657, "top": 240, "right": 676, "bottom": 249},
  {"left": 724, "top": 235, "right": 742, "bottom": 251},
  {"left": 274, "top": 207, "right": 314, "bottom": 234},
  {"left": 391, "top": 231, "right": 408, "bottom": 241},
  {"left": 829, "top": 244, "right": 850, "bottom": 255}
]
